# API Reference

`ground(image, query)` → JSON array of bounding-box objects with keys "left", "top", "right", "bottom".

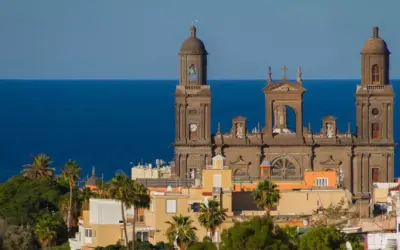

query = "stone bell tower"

[
  {"left": 356, "top": 26, "right": 394, "bottom": 144},
  {"left": 353, "top": 26, "right": 395, "bottom": 206},
  {"left": 174, "top": 25, "right": 212, "bottom": 178}
]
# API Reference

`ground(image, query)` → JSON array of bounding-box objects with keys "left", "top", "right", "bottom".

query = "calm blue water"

[{"left": 0, "top": 80, "right": 398, "bottom": 182}]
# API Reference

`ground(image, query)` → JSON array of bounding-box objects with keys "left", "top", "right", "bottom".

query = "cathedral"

[{"left": 173, "top": 25, "right": 395, "bottom": 198}]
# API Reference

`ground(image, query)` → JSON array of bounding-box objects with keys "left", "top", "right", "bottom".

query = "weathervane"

[{"left": 191, "top": 20, "right": 199, "bottom": 27}]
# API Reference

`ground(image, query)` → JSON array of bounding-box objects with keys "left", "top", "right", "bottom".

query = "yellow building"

[
  {"left": 69, "top": 199, "right": 153, "bottom": 250},
  {"left": 75, "top": 155, "right": 349, "bottom": 248},
  {"left": 143, "top": 155, "right": 349, "bottom": 245}
]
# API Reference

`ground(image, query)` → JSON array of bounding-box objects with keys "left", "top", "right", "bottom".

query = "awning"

[{"left": 135, "top": 227, "right": 155, "bottom": 232}]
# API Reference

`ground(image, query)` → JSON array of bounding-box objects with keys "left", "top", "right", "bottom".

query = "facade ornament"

[
  {"left": 236, "top": 123, "right": 244, "bottom": 138},
  {"left": 308, "top": 122, "right": 311, "bottom": 132},
  {"left": 267, "top": 66, "right": 272, "bottom": 83},
  {"left": 281, "top": 65, "right": 288, "bottom": 80},
  {"left": 296, "top": 66, "right": 302, "bottom": 83},
  {"left": 217, "top": 122, "right": 221, "bottom": 134},
  {"left": 257, "top": 122, "right": 261, "bottom": 134},
  {"left": 347, "top": 122, "right": 351, "bottom": 133}
]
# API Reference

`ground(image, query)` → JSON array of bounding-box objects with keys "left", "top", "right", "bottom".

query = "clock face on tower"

[{"left": 190, "top": 124, "right": 198, "bottom": 132}]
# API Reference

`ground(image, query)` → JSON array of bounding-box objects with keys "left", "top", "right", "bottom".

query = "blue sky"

[{"left": 0, "top": 0, "right": 399, "bottom": 80}]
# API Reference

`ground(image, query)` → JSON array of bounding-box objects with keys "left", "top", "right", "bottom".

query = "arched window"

[
  {"left": 272, "top": 158, "right": 296, "bottom": 176},
  {"left": 372, "top": 64, "right": 380, "bottom": 83}
]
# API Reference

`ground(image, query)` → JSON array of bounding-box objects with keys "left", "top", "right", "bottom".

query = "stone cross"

[{"left": 281, "top": 65, "right": 288, "bottom": 80}]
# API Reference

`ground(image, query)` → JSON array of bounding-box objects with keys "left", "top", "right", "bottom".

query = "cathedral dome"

[
  {"left": 361, "top": 26, "right": 389, "bottom": 54},
  {"left": 180, "top": 26, "right": 208, "bottom": 55}
]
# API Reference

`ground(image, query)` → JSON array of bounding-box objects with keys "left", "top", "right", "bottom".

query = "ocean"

[{"left": 0, "top": 80, "right": 398, "bottom": 182}]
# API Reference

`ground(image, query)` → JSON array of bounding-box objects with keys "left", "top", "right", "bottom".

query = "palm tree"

[
  {"left": 109, "top": 173, "right": 134, "bottom": 249},
  {"left": 252, "top": 180, "right": 280, "bottom": 216},
  {"left": 98, "top": 181, "right": 112, "bottom": 199},
  {"left": 131, "top": 181, "right": 150, "bottom": 250},
  {"left": 165, "top": 215, "right": 197, "bottom": 250},
  {"left": 80, "top": 187, "right": 97, "bottom": 202},
  {"left": 21, "top": 153, "right": 55, "bottom": 179},
  {"left": 34, "top": 214, "right": 58, "bottom": 248},
  {"left": 61, "top": 159, "right": 81, "bottom": 231},
  {"left": 198, "top": 199, "right": 227, "bottom": 242}
]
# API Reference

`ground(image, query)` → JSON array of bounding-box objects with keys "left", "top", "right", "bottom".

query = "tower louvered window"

[{"left": 372, "top": 64, "right": 380, "bottom": 84}]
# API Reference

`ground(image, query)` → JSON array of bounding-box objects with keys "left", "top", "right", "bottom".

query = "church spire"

[
  {"left": 190, "top": 25, "right": 197, "bottom": 38},
  {"left": 92, "top": 166, "right": 96, "bottom": 177},
  {"left": 297, "top": 66, "right": 302, "bottom": 83}
]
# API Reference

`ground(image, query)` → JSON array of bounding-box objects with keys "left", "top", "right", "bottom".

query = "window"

[
  {"left": 166, "top": 199, "right": 177, "bottom": 214},
  {"left": 372, "top": 168, "right": 380, "bottom": 182},
  {"left": 316, "top": 178, "right": 328, "bottom": 187},
  {"left": 84, "top": 228, "right": 92, "bottom": 244},
  {"left": 372, "top": 64, "right": 380, "bottom": 83},
  {"left": 213, "top": 174, "right": 222, "bottom": 188},
  {"left": 372, "top": 123, "right": 380, "bottom": 140}
]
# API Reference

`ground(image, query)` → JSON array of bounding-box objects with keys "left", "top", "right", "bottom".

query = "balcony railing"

[
  {"left": 232, "top": 176, "right": 303, "bottom": 183},
  {"left": 366, "top": 85, "right": 385, "bottom": 90},
  {"left": 136, "top": 178, "right": 195, "bottom": 188}
]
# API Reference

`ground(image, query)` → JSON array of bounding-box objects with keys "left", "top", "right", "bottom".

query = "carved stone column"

[
  {"left": 181, "top": 154, "right": 188, "bottom": 179},
  {"left": 353, "top": 153, "right": 362, "bottom": 193},
  {"left": 175, "top": 104, "right": 180, "bottom": 140},
  {"left": 184, "top": 104, "right": 188, "bottom": 140},
  {"left": 180, "top": 104, "right": 185, "bottom": 140},
  {"left": 344, "top": 152, "right": 352, "bottom": 192},
  {"left": 175, "top": 154, "right": 181, "bottom": 178},
  {"left": 356, "top": 102, "right": 362, "bottom": 138},
  {"left": 382, "top": 153, "right": 388, "bottom": 182},
  {"left": 362, "top": 153, "right": 370, "bottom": 193},
  {"left": 200, "top": 104, "right": 204, "bottom": 140},
  {"left": 265, "top": 101, "right": 273, "bottom": 138},
  {"left": 296, "top": 105, "right": 302, "bottom": 139},
  {"left": 362, "top": 104, "right": 368, "bottom": 140},
  {"left": 388, "top": 104, "right": 393, "bottom": 140},
  {"left": 205, "top": 104, "right": 210, "bottom": 141},
  {"left": 388, "top": 153, "right": 394, "bottom": 182},
  {"left": 383, "top": 104, "right": 388, "bottom": 139}
]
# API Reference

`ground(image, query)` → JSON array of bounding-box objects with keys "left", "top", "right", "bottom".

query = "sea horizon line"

[{"left": 1, "top": 78, "right": 396, "bottom": 82}]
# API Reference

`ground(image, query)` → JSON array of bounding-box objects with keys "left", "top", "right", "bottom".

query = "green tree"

[
  {"left": 252, "top": 180, "right": 280, "bottom": 216},
  {"left": 109, "top": 173, "right": 134, "bottom": 249},
  {"left": 220, "top": 216, "right": 290, "bottom": 250},
  {"left": 131, "top": 181, "right": 150, "bottom": 250},
  {"left": 198, "top": 199, "right": 227, "bottom": 241},
  {"left": 21, "top": 153, "right": 55, "bottom": 180},
  {"left": 275, "top": 226, "right": 299, "bottom": 250},
  {"left": 165, "top": 215, "right": 197, "bottom": 250},
  {"left": 299, "top": 226, "right": 362, "bottom": 250},
  {"left": 61, "top": 160, "right": 81, "bottom": 231},
  {"left": 188, "top": 237, "right": 217, "bottom": 250},
  {"left": 2, "top": 224, "right": 41, "bottom": 250},
  {"left": 0, "top": 176, "right": 68, "bottom": 225}
]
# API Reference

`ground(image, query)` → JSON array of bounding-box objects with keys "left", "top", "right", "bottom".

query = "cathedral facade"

[{"left": 173, "top": 25, "right": 395, "bottom": 197}]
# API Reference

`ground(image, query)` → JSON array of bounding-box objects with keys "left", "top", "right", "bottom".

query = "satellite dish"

[{"left": 345, "top": 241, "right": 353, "bottom": 250}]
